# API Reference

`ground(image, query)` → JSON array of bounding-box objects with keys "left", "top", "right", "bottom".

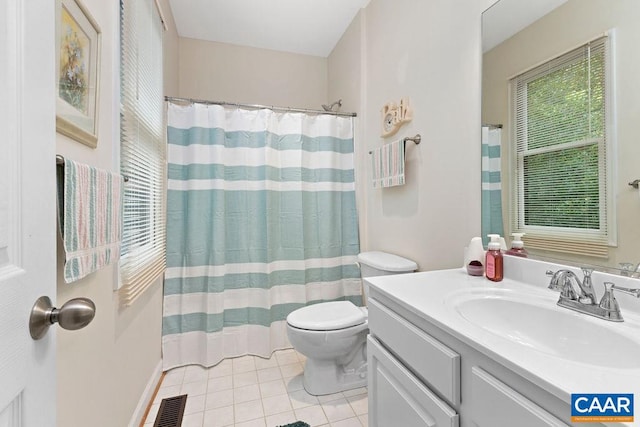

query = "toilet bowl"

[{"left": 286, "top": 251, "right": 417, "bottom": 395}]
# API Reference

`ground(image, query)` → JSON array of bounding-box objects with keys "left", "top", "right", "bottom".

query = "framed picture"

[{"left": 55, "top": 0, "right": 101, "bottom": 148}]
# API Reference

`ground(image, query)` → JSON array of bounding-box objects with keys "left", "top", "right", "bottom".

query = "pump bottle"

[
  {"left": 505, "top": 233, "right": 528, "bottom": 258},
  {"left": 485, "top": 234, "right": 503, "bottom": 282}
]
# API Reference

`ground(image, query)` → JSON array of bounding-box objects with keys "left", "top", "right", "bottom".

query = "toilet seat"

[{"left": 287, "top": 301, "right": 366, "bottom": 331}]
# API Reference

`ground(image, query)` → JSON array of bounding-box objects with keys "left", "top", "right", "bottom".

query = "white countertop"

[{"left": 365, "top": 258, "right": 640, "bottom": 426}]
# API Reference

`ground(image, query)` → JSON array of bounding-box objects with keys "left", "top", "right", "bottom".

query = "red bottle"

[{"left": 485, "top": 237, "right": 503, "bottom": 282}]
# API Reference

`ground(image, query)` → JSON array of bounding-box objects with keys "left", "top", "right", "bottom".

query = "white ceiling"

[
  {"left": 168, "top": 0, "right": 568, "bottom": 58},
  {"left": 168, "top": 0, "right": 371, "bottom": 58},
  {"left": 482, "top": 0, "right": 568, "bottom": 52}
]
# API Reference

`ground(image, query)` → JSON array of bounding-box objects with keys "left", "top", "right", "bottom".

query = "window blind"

[
  {"left": 120, "top": 0, "right": 166, "bottom": 305},
  {"left": 510, "top": 35, "right": 611, "bottom": 257}
]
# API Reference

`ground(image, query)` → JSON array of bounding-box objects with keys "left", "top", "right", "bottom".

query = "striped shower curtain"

[
  {"left": 162, "top": 102, "right": 361, "bottom": 370},
  {"left": 481, "top": 126, "right": 504, "bottom": 245}
]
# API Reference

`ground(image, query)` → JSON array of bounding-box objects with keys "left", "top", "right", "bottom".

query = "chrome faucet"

[
  {"left": 547, "top": 268, "right": 597, "bottom": 305},
  {"left": 546, "top": 268, "right": 640, "bottom": 322}
]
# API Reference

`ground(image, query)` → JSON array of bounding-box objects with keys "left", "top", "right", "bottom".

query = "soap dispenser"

[
  {"left": 485, "top": 234, "right": 503, "bottom": 282},
  {"left": 506, "top": 233, "right": 528, "bottom": 258}
]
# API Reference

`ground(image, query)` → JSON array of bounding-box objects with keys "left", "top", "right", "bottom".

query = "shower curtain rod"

[{"left": 165, "top": 96, "right": 357, "bottom": 118}]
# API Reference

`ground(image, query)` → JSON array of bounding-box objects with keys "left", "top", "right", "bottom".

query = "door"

[{"left": 0, "top": 0, "right": 56, "bottom": 426}]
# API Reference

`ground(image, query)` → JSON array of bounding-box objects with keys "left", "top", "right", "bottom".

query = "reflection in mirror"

[{"left": 481, "top": 0, "right": 640, "bottom": 277}]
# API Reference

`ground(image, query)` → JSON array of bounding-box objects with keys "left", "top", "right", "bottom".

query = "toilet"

[{"left": 286, "top": 251, "right": 417, "bottom": 395}]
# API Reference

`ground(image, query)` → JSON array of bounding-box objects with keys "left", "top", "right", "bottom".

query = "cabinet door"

[
  {"left": 368, "top": 336, "right": 459, "bottom": 427},
  {"left": 471, "top": 367, "right": 570, "bottom": 427},
  {"left": 368, "top": 298, "right": 461, "bottom": 406}
]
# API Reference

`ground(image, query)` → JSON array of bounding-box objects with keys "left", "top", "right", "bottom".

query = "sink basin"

[{"left": 446, "top": 289, "right": 640, "bottom": 368}]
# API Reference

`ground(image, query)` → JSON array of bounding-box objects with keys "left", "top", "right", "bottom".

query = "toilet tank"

[
  {"left": 357, "top": 251, "right": 417, "bottom": 301},
  {"left": 357, "top": 251, "right": 418, "bottom": 277}
]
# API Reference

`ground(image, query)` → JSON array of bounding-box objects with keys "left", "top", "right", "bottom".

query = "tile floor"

[{"left": 143, "top": 349, "right": 368, "bottom": 427}]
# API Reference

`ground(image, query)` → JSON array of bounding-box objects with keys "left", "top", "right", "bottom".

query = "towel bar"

[
  {"left": 56, "top": 154, "right": 129, "bottom": 182},
  {"left": 369, "top": 134, "right": 421, "bottom": 154}
]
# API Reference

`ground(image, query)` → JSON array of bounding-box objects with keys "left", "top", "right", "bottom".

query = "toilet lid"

[
  {"left": 357, "top": 251, "right": 417, "bottom": 272},
  {"left": 287, "top": 301, "right": 366, "bottom": 331}
]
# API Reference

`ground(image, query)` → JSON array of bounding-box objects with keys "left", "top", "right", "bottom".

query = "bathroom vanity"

[{"left": 366, "top": 258, "right": 640, "bottom": 427}]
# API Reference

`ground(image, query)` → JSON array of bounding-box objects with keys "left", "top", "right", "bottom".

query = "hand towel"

[
  {"left": 371, "top": 139, "right": 405, "bottom": 188},
  {"left": 58, "top": 159, "right": 123, "bottom": 283}
]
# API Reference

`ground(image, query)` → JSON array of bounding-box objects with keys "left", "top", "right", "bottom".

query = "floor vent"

[{"left": 153, "top": 394, "right": 187, "bottom": 427}]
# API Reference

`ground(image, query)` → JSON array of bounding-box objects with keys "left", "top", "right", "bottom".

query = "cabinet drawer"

[
  {"left": 368, "top": 336, "right": 459, "bottom": 427},
  {"left": 368, "top": 298, "right": 460, "bottom": 406},
  {"left": 471, "top": 367, "right": 570, "bottom": 427}
]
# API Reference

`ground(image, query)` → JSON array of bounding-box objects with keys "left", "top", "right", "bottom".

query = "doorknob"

[{"left": 29, "top": 296, "right": 96, "bottom": 340}]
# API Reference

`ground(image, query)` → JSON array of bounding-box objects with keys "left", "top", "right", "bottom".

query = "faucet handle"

[
  {"left": 597, "top": 282, "right": 640, "bottom": 322},
  {"left": 599, "top": 282, "right": 623, "bottom": 321},
  {"left": 611, "top": 284, "right": 640, "bottom": 298},
  {"left": 581, "top": 267, "right": 594, "bottom": 278},
  {"left": 580, "top": 267, "right": 594, "bottom": 290},
  {"left": 599, "top": 283, "right": 619, "bottom": 309},
  {"left": 546, "top": 270, "right": 563, "bottom": 291}
]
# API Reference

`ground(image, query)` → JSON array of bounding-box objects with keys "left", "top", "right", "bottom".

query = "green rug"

[{"left": 277, "top": 422, "right": 310, "bottom": 427}]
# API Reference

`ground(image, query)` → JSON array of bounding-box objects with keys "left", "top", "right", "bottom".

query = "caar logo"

[{"left": 571, "top": 394, "right": 634, "bottom": 422}]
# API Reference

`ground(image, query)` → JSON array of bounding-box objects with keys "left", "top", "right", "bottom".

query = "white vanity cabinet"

[{"left": 367, "top": 289, "right": 594, "bottom": 427}]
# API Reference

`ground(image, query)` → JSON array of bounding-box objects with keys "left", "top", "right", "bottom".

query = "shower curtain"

[
  {"left": 481, "top": 126, "right": 504, "bottom": 245},
  {"left": 162, "top": 102, "right": 361, "bottom": 370}
]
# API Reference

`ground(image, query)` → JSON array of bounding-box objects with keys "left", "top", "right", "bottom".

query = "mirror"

[{"left": 481, "top": 0, "right": 640, "bottom": 277}]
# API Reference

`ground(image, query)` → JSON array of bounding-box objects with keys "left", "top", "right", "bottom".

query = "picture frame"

[{"left": 55, "top": 0, "right": 101, "bottom": 148}]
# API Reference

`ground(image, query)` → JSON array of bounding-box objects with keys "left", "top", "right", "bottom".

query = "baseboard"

[{"left": 129, "top": 360, "right": 163, "bottom": 427}]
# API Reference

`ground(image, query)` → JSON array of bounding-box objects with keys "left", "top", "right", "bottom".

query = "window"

[
  {"left": 510, "top": 35, "right": 614, "bottom": 257},
  {"left": 119, "top": 0, "right": 165, "bottom": 305}
]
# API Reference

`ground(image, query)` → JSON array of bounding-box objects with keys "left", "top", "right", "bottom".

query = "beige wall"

[
  {"left": 327, "top": 11, "right": 367, "bottom": 248},
  {"left": 482, "top": 0, "right": 640, "bottom": 269},
  {"left": 328, "top": 0, "right": 492, "bottom": 271},
  {"left": 178, "top": 38, "right": 328, "bottom": 109},
  {"left": 328, "top": 11, "right": 363, "bottom": 116},
  {"left": 55, "top": 1, "right": 179, "bottom": 426},
  {"left": 163, "top": 0, "right": 180, "bottom": 97}
]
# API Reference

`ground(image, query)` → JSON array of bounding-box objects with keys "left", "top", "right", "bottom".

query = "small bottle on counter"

[
  {"left": 485, "top": 234, "right": 503, "bottom": 282},
  {"left": 505, "top": 232, "right": 528, "bottom": 258}
]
